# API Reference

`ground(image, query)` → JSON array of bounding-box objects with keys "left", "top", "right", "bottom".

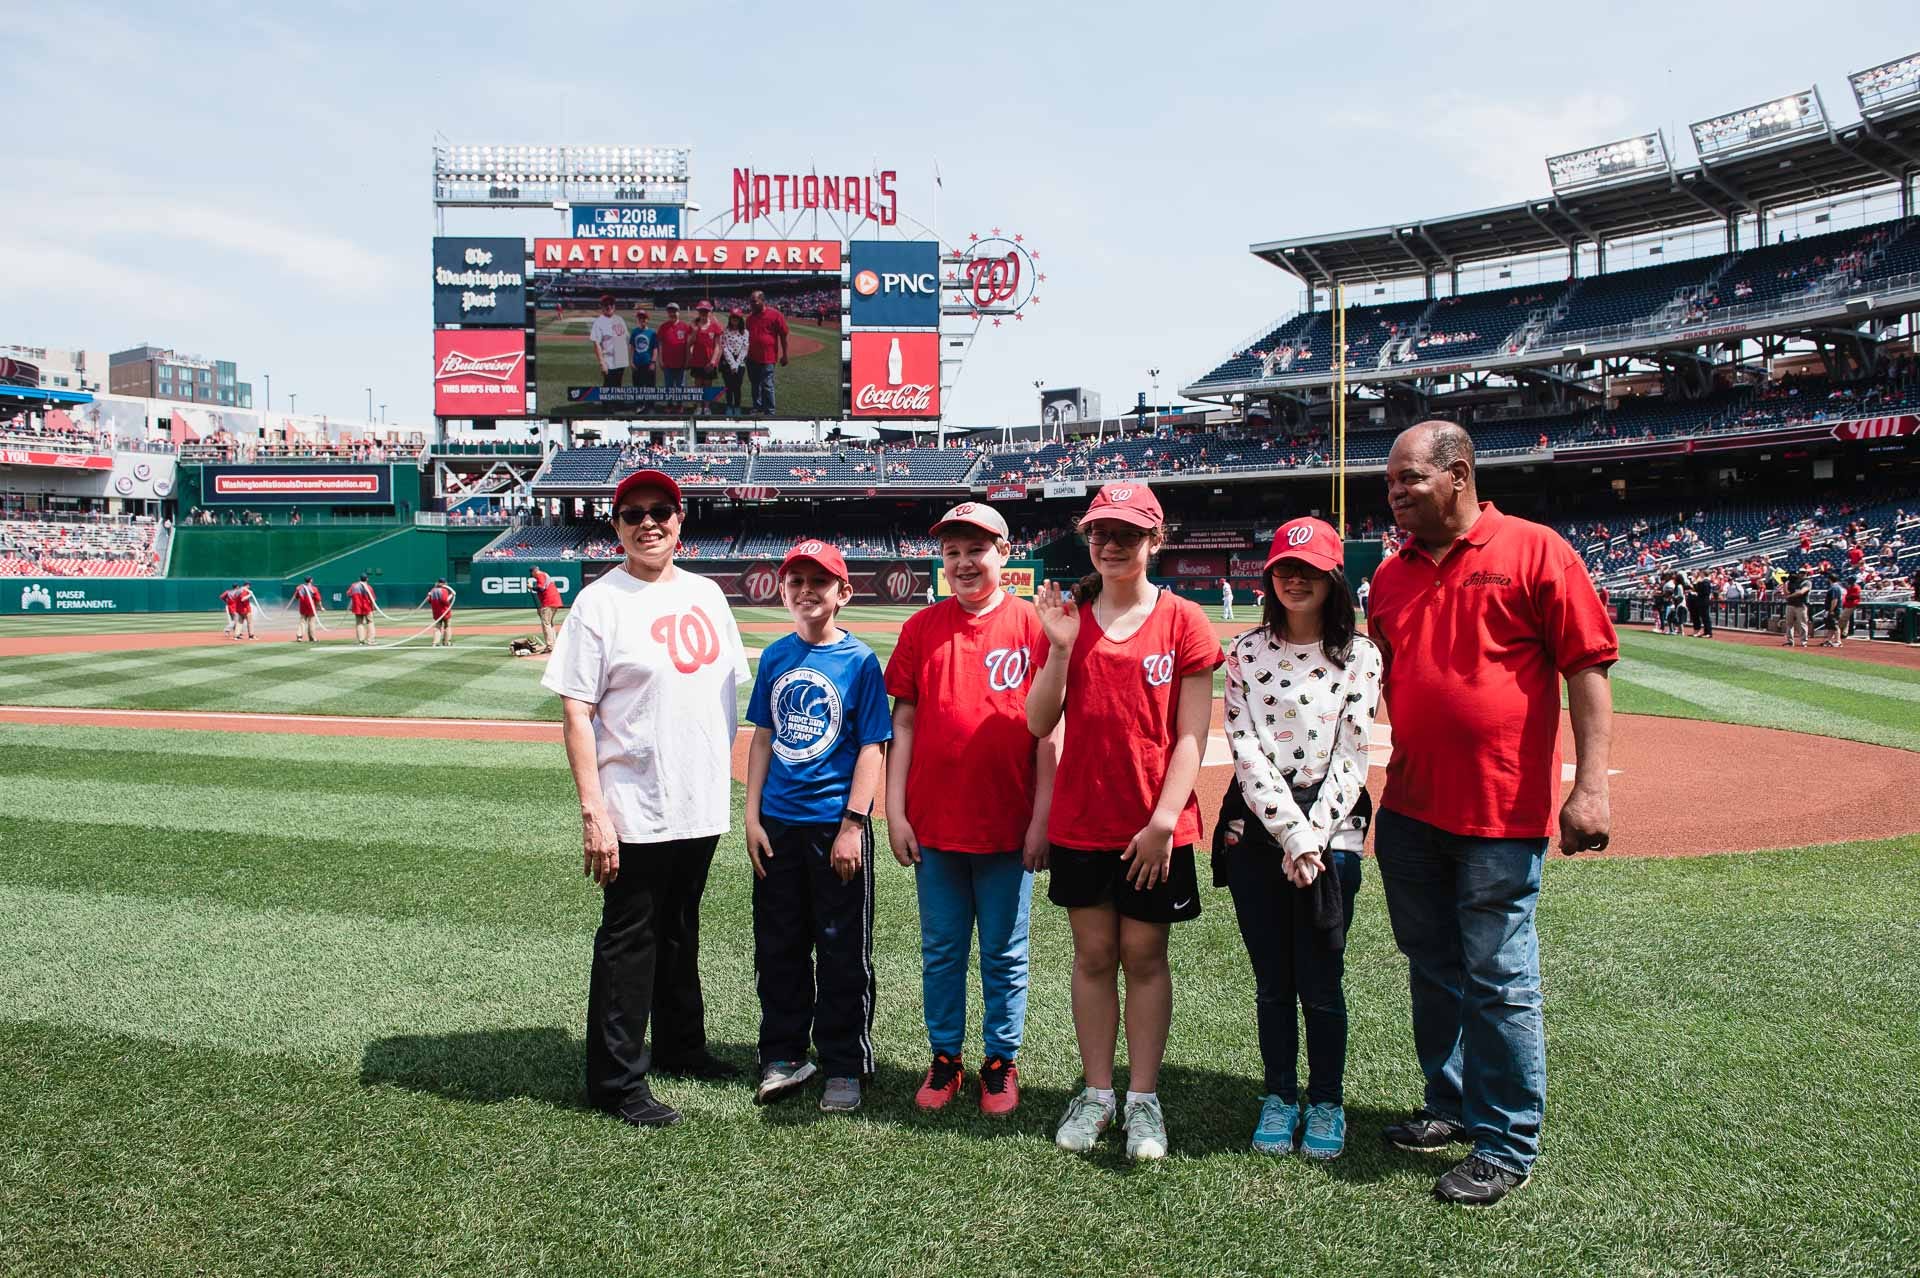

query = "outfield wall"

[{"left": 471, "top": 558, "right": 938, "bottom": 605}]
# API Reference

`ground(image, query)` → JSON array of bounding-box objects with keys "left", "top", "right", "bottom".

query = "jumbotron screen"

[{"left": 531, "top": 273, "right": 841, "bottom": 420}]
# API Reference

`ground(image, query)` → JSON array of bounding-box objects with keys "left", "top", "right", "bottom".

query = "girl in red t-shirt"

[{"left": 1027, "top": 482, "right": 1219, "bottom": 1162}]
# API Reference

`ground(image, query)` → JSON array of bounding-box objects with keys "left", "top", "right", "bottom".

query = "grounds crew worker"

[{"left": 531, "top": 566, "right": 564, "bottom": 647}]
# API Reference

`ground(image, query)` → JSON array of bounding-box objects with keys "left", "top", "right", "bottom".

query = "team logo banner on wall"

[
  {"left": 201, "top": 465, "right": 393, "bottom": 506},
  {"left": 848, "top": 241, "right": 940, "bottom": 328},
  {"left": 985, "top": 483, "right": 1026, "bottom": 502},
  {"left": 434, "top": 330, "right": 527, "bottom": 417},
  {"left": 432, "top": 238, "right": 526, "bottom": 324},
  {"left": 849, "top": 332, "right": 939, "bottom": 418},
  {"left": 569, "top": 205, "right": 685, "bottom": 240},
  {"left": 1043, "top": 480, "right": 1087, "bottom": 499},
  {"left": 532, "top": 239, "right": 842, "bottom": 273}
]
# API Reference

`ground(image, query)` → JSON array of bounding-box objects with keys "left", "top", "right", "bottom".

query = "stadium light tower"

[
  {"left": 366, "top": 388, "right": 373, "bottom": 424},
  {"left": 1149, "top": 368, "right": 1161, "bottom": 432},
  {"left": 1850, "top": 51, "right": 1920, "bottom": 117},
  {"left": 1691, "top": 89, "right": 1827, "bottom": 159},
  {"left": 432, "top": 144, "right": 693, "bottom": 209},
  {"left": 1546, "top": 132, "right": 1671, "bottom": 193}
]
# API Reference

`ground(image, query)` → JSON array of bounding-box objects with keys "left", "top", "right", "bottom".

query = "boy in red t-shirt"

[
  {"left": 291, "top": 576, "right": 323, "bottom": 643},
  {"left": 231, "top": 581, "right": 257, "bottom": 640},
  {"left": 884, "top": 502, "right": 1057, "bottom": 1118},
  {"left": 1027, "top": 482, "right": 1221, "bottom": 1162}
]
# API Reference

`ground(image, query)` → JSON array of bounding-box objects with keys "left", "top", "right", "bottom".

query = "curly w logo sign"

[{"left": 652, "top": 607, "right": 722, "bottom": 674}]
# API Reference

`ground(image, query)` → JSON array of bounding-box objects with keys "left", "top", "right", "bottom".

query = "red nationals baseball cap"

[
  {"left": 780, "top": 538, "right": 850, "bottom": 583},
  {"left": 929, "top": 500, "right": 1009, "bottom": 539},
  {"left": 612, "top": 469, "right": 683, "bottom": 510},
  {"left": 1263, "top": 517, "right": 1344, "bottom": 573},
  {"left": 1078, "top": 482, "right": 1164, "bottom": 530}
]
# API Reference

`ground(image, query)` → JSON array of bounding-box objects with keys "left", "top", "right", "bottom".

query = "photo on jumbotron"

[{"left": 530, "top": 272, "right": 842, "bottom": 420}]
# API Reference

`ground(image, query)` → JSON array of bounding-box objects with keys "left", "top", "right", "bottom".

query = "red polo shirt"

[
  {"left": 1368, "top": 503, "right": 1617, "bottom": 839},
  {"left": 745, "top": 305, "right": 788, "bottom": 364}
]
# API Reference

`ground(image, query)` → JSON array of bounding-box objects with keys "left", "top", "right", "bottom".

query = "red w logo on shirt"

[{"left": 651, "top": 606, "right": 723, "bottom": 674}]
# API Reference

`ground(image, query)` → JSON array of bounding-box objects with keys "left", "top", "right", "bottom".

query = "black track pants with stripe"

[{"left": 752, "top": 816, "right": 876, "bottom": 1078}]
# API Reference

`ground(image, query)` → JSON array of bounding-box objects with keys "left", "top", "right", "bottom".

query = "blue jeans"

[
  {"left": 747, "top": 361, "right": 776, "bottom": 414},
  {"left": 662, "top": 367, "right": 687, "bottom": 389},
  {"left": 914, "top": 848, "right": 1033, "bottom": 1059},
  {"left": 1373, "top": 808, "right": 1547, "bottom": 1174}
]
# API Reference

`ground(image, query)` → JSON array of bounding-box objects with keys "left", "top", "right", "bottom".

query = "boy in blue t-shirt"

[
  {"left": 629, "top": 308, "right": 657, "bottom": 388},
  {"left": 744, "top": 539, "right": 892, "bottom": 1113}
]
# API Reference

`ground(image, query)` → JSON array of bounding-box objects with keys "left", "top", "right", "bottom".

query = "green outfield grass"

[
  {"left": 532, "top": 309, "right": 842, "bottom": 419},
  {"left": 0, "top": 720, "right": 1912, "bottom": 1276}
]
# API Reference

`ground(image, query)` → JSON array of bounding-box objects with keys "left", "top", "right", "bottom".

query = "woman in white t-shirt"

[{"left": 543, "top": 468, "right": 751, "bottom": 1127}]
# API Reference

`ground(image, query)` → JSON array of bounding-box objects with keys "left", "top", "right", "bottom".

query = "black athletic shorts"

[{"left": 1046, "top": 843, "right": 1201, "bottom": 924}]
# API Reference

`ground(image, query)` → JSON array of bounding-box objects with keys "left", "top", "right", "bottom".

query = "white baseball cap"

[{"left": 929, "top": 501, "right": 1009, "bottom": 539}]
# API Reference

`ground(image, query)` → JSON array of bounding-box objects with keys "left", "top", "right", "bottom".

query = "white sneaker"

[
  {"left": 1054, "top": 1088, "right": 1114, "bottom": 1153},
  {"left": 1123, "top": 1095, "right": 1168, "bottom": 1161}
]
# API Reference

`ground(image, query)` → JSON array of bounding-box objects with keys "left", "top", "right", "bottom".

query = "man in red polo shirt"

[
  {"left": 1367, "top": 421, "right": 1616, "bottom": 1207},
  {"left": 744, "top": 290, "right": 790, "bottom": 416}
]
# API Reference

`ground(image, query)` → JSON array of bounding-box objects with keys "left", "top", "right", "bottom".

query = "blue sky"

[{"left": 3, "top": 2, "right": 1911, "bottom": 430}]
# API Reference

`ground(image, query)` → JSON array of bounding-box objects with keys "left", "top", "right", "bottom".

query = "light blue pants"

[{"left": 914, "top": 848, "right": 1033, "bottom": 1059}]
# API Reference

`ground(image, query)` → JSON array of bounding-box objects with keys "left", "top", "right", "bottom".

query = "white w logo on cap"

[
  {"left": 798, "top": 540, "right": 823, "bottom": 554},
  {"left": 1286, "top": 525, "right": 1314, "bottom": 546},
  {"left": 1108, "top": 487, "right": 1134, "bottom": 501}
]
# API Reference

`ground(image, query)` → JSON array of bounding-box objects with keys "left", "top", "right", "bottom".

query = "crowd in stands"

[
  {"left": 181, "top": 433, "right": 423, "bottom": 463},
  {"left": 0, "top": 513, "right": 161, "bottom": 576},
  {"left": 3, "top": 412, "right": 172, "bottom": 456}
]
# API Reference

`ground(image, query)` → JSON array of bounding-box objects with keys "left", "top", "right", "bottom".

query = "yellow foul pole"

[{"left": 1332, "top": 283, "right": 1348, "bottom": 537}]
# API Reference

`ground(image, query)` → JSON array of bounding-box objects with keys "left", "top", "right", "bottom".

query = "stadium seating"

[
  {"left": 0, "top": 517, "right": 161, "bottom": 576},
  {"left": 541, "top": 446, "right": 622, "bottom": 484},
  {"left": 1545, "top": 255, "right": 1730, "bottom": 338},
  {"left": 1393, "top": 284, "right": 1562, "bottom": 367}
]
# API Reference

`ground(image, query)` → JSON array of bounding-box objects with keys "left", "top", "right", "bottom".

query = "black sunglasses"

[
  {"left": 1081, "top": 528, "right": 1149, "bottom": 548},
  {"left": 616, "top": 503, "right": 680, "bottom": 526}
]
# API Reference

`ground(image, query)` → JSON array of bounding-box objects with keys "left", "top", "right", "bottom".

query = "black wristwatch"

[{"left": 842, "top": 808, "right": 870, "bottom": 829}]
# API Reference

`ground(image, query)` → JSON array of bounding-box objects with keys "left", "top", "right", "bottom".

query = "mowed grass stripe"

[
  {"left": 0, "top": 774, "right": 557, "bottom": 848},
  {"left": 3, "top": 745, "right": 571, "bottom": 806},
  {"left": 0, "top": 884, "right": 583, "bottom": 1065},
  {"left": 1618, "top": 629, "right": 1920, "bottom": 698},
  {"left": 0, "top": 647, "right": 322, "bottom": 708},
  {"left": 0, "top": 722, "right": 566, "bottom": 771},
  {"left": 1614, "top": 654, "right": 1920, "bottom": 751}
]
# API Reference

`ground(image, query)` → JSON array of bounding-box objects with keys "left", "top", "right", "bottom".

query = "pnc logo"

[{"left": 853, "top": 270, "right": 879, "bottom": 296}]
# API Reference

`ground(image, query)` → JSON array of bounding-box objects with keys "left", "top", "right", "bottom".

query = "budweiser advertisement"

[
  {"left": 531, "top": 239, "right": 843, "bottom": 274},
  {"left": 434, "top": 330, "right": 526, "bottom": 417},
  {"left": 849, "top": 332, "right": 939, "bottom": 419},
  {"left": 1830, "top": 414, "right": 1918, "bottom": 442},
  {"left": 0, "top": 449, "right": 113, "bottom": 470}
]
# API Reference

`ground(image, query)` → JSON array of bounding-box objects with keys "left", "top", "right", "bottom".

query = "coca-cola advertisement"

[
  {"left": 849, "top": 331, "right": 940, "bottom": 419},
  {"left": 434, "top": 330, "right": 526, "bottom": 417}
]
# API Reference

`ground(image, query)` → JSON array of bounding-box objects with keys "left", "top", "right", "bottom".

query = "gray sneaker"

[
  {"left": 754, "top": 1059, "right": 816, "bottom": 1106},
  {"left": 1123, "top": 1095, "right": 1169, "bottom": 1161},
  {"left": 819, "top": 1076, "right": 862, "bottom": 1113},
  {"left": 1054, "top": 1088, "right": 1115, "bottom": 1153}
]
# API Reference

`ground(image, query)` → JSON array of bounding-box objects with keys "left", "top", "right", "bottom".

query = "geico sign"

[
  {"left": 854, "top": 269, "right": 937, "bottom": 297},
  {"left": 481, "top": 576, "right": 573, "bottom": 595}
]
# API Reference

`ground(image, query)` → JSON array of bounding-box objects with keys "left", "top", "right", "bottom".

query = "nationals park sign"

[{"left": 531, "top": 239, "right": 842, "bottom": 273}]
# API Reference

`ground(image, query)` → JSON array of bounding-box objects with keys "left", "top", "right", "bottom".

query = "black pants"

[
  {"left": 752, "top": 816, "right": 876, "bottom": 1077},
  {"left": 586, "top": 834, "right": 720, "bottom": 1111},
  {"left": 601, "top": 368, "right": 626, "bottom": 388},
  {"left": 1227, "top": 846, "right": 1362, "bottom": 1105}
]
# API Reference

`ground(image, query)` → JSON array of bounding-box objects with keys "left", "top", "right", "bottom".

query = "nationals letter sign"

[
  {"left": 849, "top": 332, "right": 939, "bottom": 419},
  {"left": 433, "top": 330, "right": 526, "bottom": 417}
]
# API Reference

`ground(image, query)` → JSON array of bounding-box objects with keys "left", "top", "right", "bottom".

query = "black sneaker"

[
  {"left": 654, "top": 1052, "right": 745, "bottom": 1081},
  {"left": 1382, "top": 1109, "right": 1469, "bottom": 1151},
  {"left": 1434, "top": 1154, "right": 1530, "bottom": 1206},
  {"left": 613, "top": 1082, "right": 683, "bottom": 1128}
]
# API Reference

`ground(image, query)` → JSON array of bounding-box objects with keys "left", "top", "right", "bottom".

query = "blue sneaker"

[
  {"left": 1250, "top": 1095, "right": 1300, "bottom": 1155},
  {"left": 1301, "top": 1102, "right": 1346, "bottom": 1160}
]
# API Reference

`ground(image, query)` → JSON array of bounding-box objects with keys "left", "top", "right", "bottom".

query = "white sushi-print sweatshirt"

[{"left": 1222, "top": 628, "right": 1383, "bottom": 858}]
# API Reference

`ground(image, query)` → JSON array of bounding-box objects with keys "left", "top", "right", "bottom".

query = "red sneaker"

[
  {"left": 978, "top": 1055, "right": 1019, "bottom": 1118},
  {"left": 914, "top": 1052, "right": 965, "bottom": 1111}
]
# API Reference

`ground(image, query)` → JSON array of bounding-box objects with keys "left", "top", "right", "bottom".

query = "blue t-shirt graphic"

[
  {"left": 630, "top": 326, "right": 656, "bottom": 369},
  {"left": 748, "top": 630, "right": 892, "bottom": 825}
]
